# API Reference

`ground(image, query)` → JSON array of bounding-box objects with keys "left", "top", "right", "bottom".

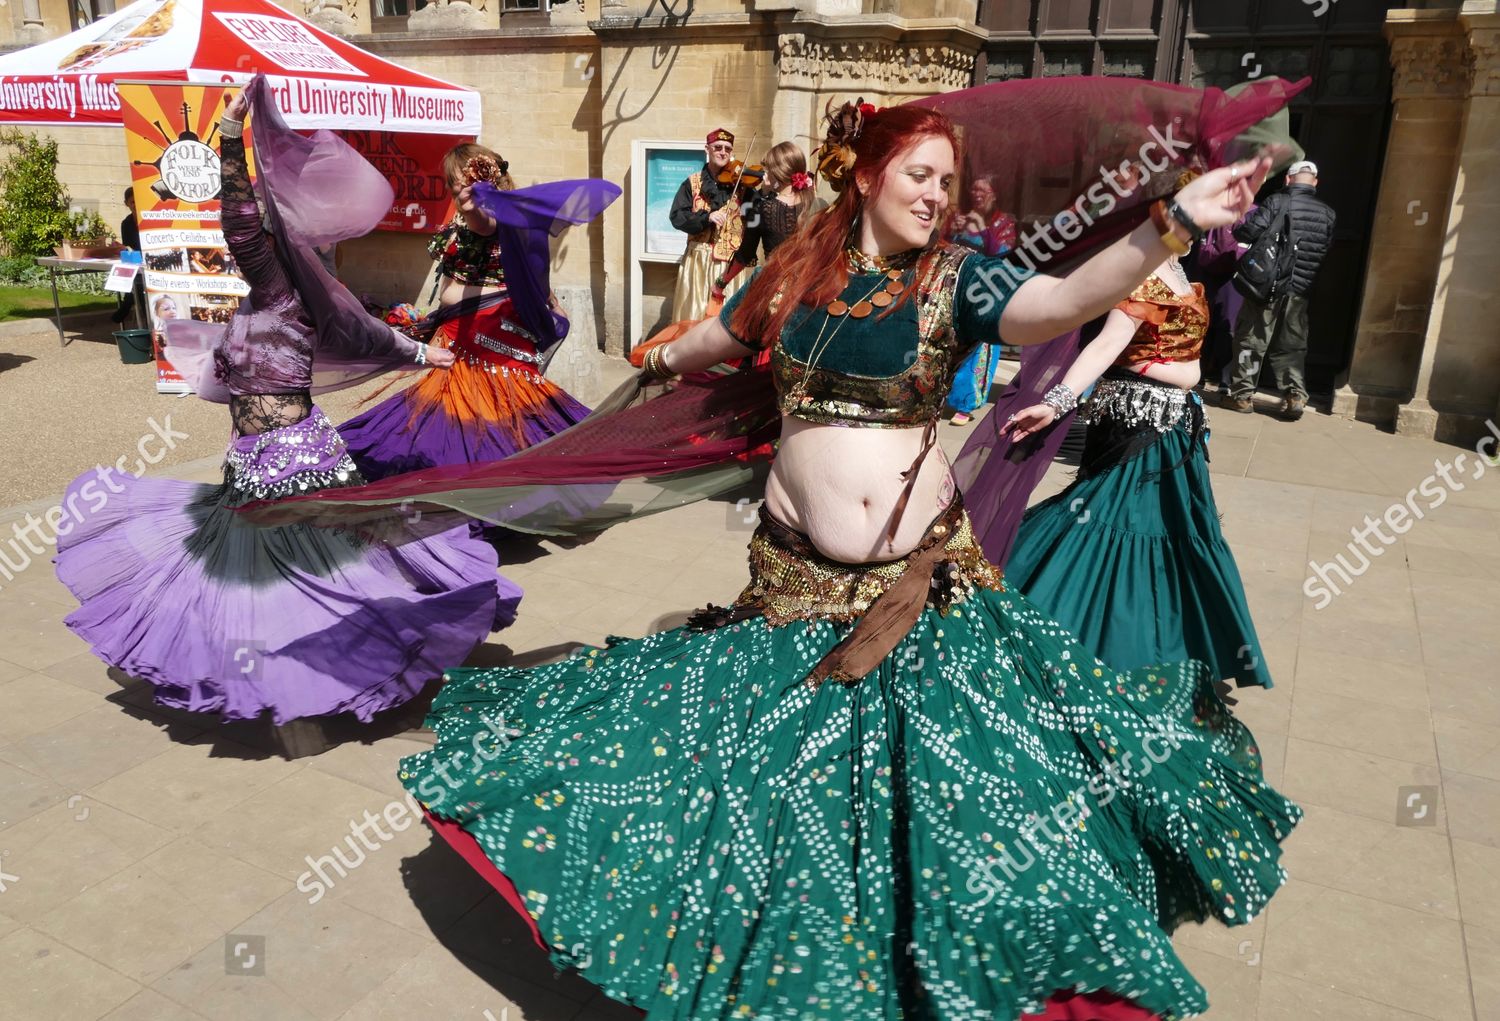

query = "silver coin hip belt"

[
  {"left": 225, "top": 409, "right": 357, "bottom": 501},
  {"left": 1082, "top": 375, "right": 1192, "bottom": 433},
  {"left": 450, "top": 322, "right": 545, "bottom": 383}
]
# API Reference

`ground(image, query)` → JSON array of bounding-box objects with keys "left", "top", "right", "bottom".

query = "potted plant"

[{"left": 56, "top": 210, "right": 120, "bottom": 260}]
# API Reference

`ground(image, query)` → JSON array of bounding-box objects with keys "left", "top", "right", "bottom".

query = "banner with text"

[
  {"left": 120, "top": 80, "right": 250, "bottom": 394},
  {"left": 338, "top": 129, "right": 462, "bottom": 234}
]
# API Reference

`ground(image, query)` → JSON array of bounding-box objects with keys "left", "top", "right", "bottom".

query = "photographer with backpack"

[{"left": 1222, "top": 159, "right": 1335, "bottom": 420}]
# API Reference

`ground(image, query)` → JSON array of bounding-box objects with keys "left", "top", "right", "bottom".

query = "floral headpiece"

[
  {"left": 812, "top": 97, "right": 879, "bottom": 193},
  {"left": 790, "top": 171, "right": 813, "bottom": 192},
  {"left": 462, "top": 154, "right": 509, "bottom": 186}
]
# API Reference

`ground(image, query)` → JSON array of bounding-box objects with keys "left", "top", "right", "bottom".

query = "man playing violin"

[{"left": 668, "top": 127, "right": 748, "bottom": 320}]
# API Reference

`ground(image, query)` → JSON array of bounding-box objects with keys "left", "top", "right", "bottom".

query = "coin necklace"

[
  {"left": 828, "top": 267, "right": 905, "bottom": 318},
  {"left": 788, "top": 268, "right": 908, "bottom": 406}
]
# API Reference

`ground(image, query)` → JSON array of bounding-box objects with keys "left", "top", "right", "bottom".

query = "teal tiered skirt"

[
  {"left": 397, "top": 526, "right": 1298, "bottom": 1019},
  {"left": 1009, "top": 382, "right": 1272, "bottom": 689}
]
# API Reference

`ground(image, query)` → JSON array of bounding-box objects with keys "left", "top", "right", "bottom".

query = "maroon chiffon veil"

[
  {"left": 917, "top": 75, "right": 1307, "bottom": 563},
  {"left": 247, "top": 75, "right": 1306, "bottom": 559}
]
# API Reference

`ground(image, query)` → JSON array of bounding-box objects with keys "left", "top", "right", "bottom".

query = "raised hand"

[
  {"left": 223, "top": 88, "right": 250, "bottom": 122},
  {"left": 1174, "top": 156, "right": 1273, "bottom": 231}
]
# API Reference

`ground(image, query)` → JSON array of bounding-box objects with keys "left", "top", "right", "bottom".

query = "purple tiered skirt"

[{"left": 54, "top": 407, "right": 522, "bottom": 725}]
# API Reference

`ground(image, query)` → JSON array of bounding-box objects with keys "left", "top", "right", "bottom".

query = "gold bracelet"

[{"left": 642, "top": 344, "right": 676, "bottom": 381}]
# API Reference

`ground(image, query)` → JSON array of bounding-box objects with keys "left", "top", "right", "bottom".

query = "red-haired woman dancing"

[{"left": 393, "top": 94, "right": 1301, "bottom": 1020}]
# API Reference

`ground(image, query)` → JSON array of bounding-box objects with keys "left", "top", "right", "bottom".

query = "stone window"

[
  {"left": 370, "top": 0, "right": 426, "bottom": 31},
  {"left": 977, "top": 0, "right": 1179, "bottom": 83},
  {"left": 68, "top": 0, "right": 115, "bottom": 31}
]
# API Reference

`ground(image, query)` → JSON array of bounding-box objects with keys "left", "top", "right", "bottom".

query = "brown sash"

[{"left": 806, "top": 492, "right": 959, "bottom": 687}]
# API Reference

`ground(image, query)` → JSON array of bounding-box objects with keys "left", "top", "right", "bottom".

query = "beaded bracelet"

[{"left": 1042, "top": 383, "right": 1078, "bottom": 415}]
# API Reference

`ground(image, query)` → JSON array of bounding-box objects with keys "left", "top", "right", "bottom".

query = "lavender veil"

[
  {"left": 473, "top": 177, "right": 622, "bottom": 358},
  {"left": 163, "top": 74, "right": 433, "bottom": 402}
]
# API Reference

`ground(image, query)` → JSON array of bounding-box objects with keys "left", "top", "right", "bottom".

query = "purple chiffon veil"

[
  {"left": 471, "top": 179, "right": 622, "bottom": 357},
  {"left": 163, "top": 74, "right": 425, "bottom": 402},
  {"left": 912, "top": 75, "right": 1308, "bottom": 565}
]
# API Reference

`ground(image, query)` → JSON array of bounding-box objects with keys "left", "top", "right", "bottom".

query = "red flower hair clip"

[{"left": 790, "top": 171, "right": 813, "bottom": 191}]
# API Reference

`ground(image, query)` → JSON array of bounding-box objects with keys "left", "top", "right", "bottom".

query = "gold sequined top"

[
  {"left": 719, "top": 242, "right": 1030, "bottom": 428},
  {"left": 1114, "top": 274, "right": 1209, "bottom": 368}
]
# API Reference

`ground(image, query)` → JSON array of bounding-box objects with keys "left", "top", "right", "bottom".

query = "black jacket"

[
  {"left": 1234, "top": 183, "right": 1335, "bottom": 296},
  {"left": 668, "top": 165, "right": 736, "bottom": 237},
  {"left": 120, "top": 212, "right": 140, "bottom": 251}
]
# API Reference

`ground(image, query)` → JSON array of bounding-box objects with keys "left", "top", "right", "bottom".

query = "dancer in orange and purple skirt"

[{"left": 339, "top": 144, "right": 619, "bottom": 479}]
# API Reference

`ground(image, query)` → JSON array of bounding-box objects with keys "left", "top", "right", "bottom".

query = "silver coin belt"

[
  {"left": 225, "top": 410, "right": 358, "bottom": 501},
  {"left": 1082, "top": 376, "right": 1191, "bottom": 433},
  {"left": 471, "top": 323, "right": 541, "bottom": 364}
]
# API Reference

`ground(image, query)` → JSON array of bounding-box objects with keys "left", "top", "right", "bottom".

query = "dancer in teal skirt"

[
  {"left": 395, "top": 95, "right": 1300, "bottom": 1019},
  {"left": 1004, "top": 237, "right": 1272, "bottom": 688}
]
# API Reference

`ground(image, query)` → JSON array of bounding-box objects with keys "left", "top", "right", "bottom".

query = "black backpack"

[{"left": 1233, "top": 205, "right": 1297, "bottom": 304}]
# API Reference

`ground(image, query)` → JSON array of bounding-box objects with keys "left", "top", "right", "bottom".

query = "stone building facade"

[
  {"left": 1, "top": 0, "right": 989, "bottom": 391},
  {"left": 1331, "top": 4, "right": 1500, "bottom": 444},
  {"left": 3, "top": 0, "right": 1497, "bottom": 442}
]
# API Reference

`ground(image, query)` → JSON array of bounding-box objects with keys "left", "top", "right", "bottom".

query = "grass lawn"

[{"left": 0, "top": 284, "right": 115, "bottom": 322}]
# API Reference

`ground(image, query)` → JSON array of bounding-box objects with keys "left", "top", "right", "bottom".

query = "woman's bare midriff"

[
  {"left": 764, "top": 416, "right": 956, "bottom": 564},
  {"left": 437, "top": 278, "right": 506, "bottom": 309},
  {"left": 1126, "top": 358, "right": 1201, "bottom": 390}
]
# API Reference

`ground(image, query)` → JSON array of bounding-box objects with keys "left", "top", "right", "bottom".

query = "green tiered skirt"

[
  {"left": 398, "top": 575, "right": 1299, "bottom": 1020},
  {"left": 1009, "top": 389, "right": 1272, "bottom": 689}
]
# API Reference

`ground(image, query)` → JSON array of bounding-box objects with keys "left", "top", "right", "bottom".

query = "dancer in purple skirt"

[
  {"left": 53, "top": 78, "right": 521, "bottom": 726},
  {"left": 337, "top": 144, "right": 619, "bottom": 480}
]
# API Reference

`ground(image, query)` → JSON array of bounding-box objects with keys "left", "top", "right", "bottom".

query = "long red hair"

[{"left": 730, "top": 102, "right": 960, "bottom": 347}]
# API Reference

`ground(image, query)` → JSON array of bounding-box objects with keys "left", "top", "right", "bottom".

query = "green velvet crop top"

[{"left": 718, "top": 243, "right": 1031, "bottom": 427}]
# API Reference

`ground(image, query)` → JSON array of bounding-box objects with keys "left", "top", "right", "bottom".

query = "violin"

[{"left": 715, "top": 159, "right": 765, "bottom": 192}]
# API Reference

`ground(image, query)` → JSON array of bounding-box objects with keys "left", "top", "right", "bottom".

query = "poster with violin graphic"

[{"left": 120, "top": 80, "right": 250, "bottom": 394}]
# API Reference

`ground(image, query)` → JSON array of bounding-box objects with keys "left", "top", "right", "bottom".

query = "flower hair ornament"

[
  {"left": 812, "top": 97, "right": 879, "bottom": 193},
  {"left": 461, "top": 154, "right": 508, "bottom": 187},
  {"left": 790, "top": 171, "right": 813, "bottom": 192}
]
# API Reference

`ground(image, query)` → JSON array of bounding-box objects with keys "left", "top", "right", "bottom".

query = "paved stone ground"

[{"left": 1, "top": 378, "right": 1498, "bottom": 1020}]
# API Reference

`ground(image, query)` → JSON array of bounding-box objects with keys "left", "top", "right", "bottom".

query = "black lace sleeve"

[{"left": 219, "top": 133, "right": 291, "bottom": 299}]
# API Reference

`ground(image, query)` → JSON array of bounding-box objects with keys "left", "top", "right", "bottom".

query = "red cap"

[{"left": 706, "top": 128, "right": 735, "bottom": 147}]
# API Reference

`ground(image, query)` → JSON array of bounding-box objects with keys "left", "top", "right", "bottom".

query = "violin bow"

[{"left": 726, "top": 133, "right": 757, "bottom": 205}]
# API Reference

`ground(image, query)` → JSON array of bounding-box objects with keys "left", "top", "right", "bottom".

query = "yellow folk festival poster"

[{"left": 119, "top": 81, "right": 250, "bottom": 393}]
